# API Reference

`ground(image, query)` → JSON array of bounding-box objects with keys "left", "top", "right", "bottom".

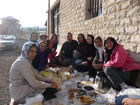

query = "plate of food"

[
  {"left": 77, "top": 95, "right": 94, "bottom": 104},
  {"left": 68, "top": 88, "right": 79, "bottom": 94},
  {"left": 67, "top": 89, "right": 79, "bottom": 100},
  {"left": 81, "top": 81, "right": 93, "bottom": 86}
]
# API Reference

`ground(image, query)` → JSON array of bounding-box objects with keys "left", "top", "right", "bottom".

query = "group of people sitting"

[{"left": 9, "top": 32, "right": 140, "bottom": 105}]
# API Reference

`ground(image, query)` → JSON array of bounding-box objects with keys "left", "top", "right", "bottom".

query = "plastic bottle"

[{"left": 95, "top": 72, "right": 102, "bottom": 89}]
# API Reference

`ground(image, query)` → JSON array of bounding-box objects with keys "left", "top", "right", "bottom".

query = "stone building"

[{"left": 48, "top": 0, "right": 140, "bottom": 62}]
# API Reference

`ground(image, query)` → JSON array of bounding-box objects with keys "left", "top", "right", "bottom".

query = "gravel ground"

[{"left": 0, "top": 49, "right": 20, "bottom": 105}]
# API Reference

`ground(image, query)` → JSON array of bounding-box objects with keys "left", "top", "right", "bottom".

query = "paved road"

[{"left": 0, "top": 49, "right": 20, "bottom": 105}]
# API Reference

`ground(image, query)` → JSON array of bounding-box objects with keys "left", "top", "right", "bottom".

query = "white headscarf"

[{"left": 21, "top": 42, "right": 37, "bottom": 59}]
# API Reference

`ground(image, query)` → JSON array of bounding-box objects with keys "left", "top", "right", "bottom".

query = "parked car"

[{"left": 0, "top": 35, "right": 16, "bottom": 50}]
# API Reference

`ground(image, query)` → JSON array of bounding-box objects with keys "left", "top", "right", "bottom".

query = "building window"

[
  {"left": 52, "top": 5, "right": 60, "bottom": 34},
  {"left": 86, "top": 0, "right": 102, "bottom": 19}
]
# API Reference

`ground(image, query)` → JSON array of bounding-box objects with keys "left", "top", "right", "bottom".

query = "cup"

[
  {"left": 85, "top": 75, "right": 89, "bottom": 81},
  {"left": 89, "top": 78, "right": 94, "bottom": 83},
  {"left": 77, "top": 82, "right": 82, "bottom": 88}
]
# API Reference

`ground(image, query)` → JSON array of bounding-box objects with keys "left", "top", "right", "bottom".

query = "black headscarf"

[
  {"left": 104, "top": 37, "right": 118, "bottom": 62},
  {"left": 87, "top": 34, "right": 94, "bottom": 45}
]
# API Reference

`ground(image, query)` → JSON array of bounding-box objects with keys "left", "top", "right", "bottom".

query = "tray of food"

[{"left": 76, "top": 95, "right": 95, "bottom": 104}]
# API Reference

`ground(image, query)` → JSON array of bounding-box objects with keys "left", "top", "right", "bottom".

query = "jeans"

[
  {"left": 115, "top": 95, "right": 140, "bottom": 105},
  {"left": 72, "top": 53, "right": 83, "bottom": 65}
]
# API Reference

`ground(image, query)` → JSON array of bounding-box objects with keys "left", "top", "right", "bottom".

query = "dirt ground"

[{"left": 0, "top": 49, "right": 20, "bottom": 105}]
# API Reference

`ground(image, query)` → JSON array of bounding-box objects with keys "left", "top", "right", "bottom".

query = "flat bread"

[{"left": 81, "top": 81, "right": 93, "bottom": 86}]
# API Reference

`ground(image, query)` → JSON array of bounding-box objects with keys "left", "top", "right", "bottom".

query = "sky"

[{"left": 0, "top": 0, "right": 56, "bottom": 27}]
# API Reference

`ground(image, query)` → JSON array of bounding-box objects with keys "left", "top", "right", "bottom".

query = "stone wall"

[{"left": 57, "top": 0, "right": 140, "bottom": 62}]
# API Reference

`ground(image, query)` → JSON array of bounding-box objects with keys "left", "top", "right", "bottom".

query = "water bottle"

[{"left": 95, "top": 72, "right": 102, "bottom": 89}]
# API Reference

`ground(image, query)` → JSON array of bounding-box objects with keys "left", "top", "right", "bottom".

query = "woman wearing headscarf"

[
  {"left": 46, "top": 33, "right": 58, "bottom": 64},
  {"left": 73, "top": 33, "right": 87, "bottom": 66},
  {"left": 32, "top": 41, "right": 50, "bottom": 71},
  {"left": 29, "top": 32, "right": 38, "bottom": 45},
  {"left": 89, "top": 36, "right": 105, "bottom": 79},
  {"left": 103, "top": 37, "right": 140, "bottom": 91},
  {"left": 9, "top": 42, "right": 57, "bottom": 104},
  {"left": 92, "top": 36, "right": 104, "bottom": 70},
  {"left": 74, "top": 34, "right": 97, "bottom": 75}
]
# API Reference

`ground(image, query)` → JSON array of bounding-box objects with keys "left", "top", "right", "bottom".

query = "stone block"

[
  {"left": 116, "top": 4, "right": 121, "bottom": 12},
  {"left": 120, "top": 18, "right": 132, "bottom": 26},
  {"left": 115, "top": 10, "right": 127, "bottom": 19},
  {"left": 131, "top": 16, "right": 140, "bottom": 25},
  {"left": 125, "top": 26, "right": 138, "bottom": 35},
  {"left": 130, "top": 0, "right": 139, "bottom": 7},
  {"left": 117, "top": 35, "right": 131, "bottom": 43},
  {"left": 123, "top": 43, "right": 137, "bottom": 52},
  {"left": 107, "top": 6, "right": 116, "bottom": 14},
  {"left": 113, "top": 19, "right": 120, "bottom": 27},
  {"left": 121, "top": 0, "right": 130, "bottom": 10},
  {"left": 138, "top": 26, "right": 140, "bottom": 35},
  {"left": 127, "top": 6, "right": 140, "bottom": 17},
  {"left": 115, "top": 27, "right": 125, "bottom": 35},
  {"left": 130, "top": 35, "right": 140, "bottom": 43}
]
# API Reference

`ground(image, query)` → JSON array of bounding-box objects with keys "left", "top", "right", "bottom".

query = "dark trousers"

[
  {"left": 42, "top": 88, "right": 57, "bottom": 101},
  {"left": 74, "top": 64, "right": 97, "bottom": 78},
  {"left": 104, "top": 67, "right": 131, "bottom": 90},
  {"left": 127, "top": 70, "right": 139, "bottom": 87},
  {"left": 59, "top": 55, "right": 72, "bottom": 66}
]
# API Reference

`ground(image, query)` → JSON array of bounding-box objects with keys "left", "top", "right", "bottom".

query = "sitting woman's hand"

[
  {"left": 74, "top": 50, "right": 80, "bottom": 55},
  {"left": 122, "top": 98, "right": 139, "bottom": 105},
  {"left": 87, "top": 57, "right": 93, "bottom": 61},
  {"left": 51, "top": 82, "right": 58, "bottom": 89},
  {"left": 52, "top": 48, "right": 55, "bottom": 52},
  {"left": 81, "top": 61, "right": 88, "bottom": 65},
  {"left": 45, "top": 78, "right": 53, "bottom": 83},
  {"left": 92, "top": 63, "right": 103, "bottom": 70}
]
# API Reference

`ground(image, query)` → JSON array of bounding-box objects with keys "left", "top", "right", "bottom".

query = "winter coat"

[
  {"left": 104, "top": 45, "right": 140, "bottom": 71},
  {"left": 9, "top": 56, "right": 51, "bottom": 102}
]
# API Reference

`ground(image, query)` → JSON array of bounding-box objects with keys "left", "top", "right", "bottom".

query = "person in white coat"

[{"left": 9, "top": 42, "right": 57, "bottom": 104}]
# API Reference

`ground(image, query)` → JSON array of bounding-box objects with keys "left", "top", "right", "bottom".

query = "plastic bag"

[
  {"left": 25, "top": 94, "right": 43, "bottom": 105},
  {"left": 39, "top": 71, "right": 53, "bottom": 79},
  {"left": 104, "top": 88, "right": 117, "bottom": 104},
  {"left": 95, "top": 94, "right": 107, "bottom": 104},
  {"left": 118, "top": 88, "right": 140, "bottom": 96}
]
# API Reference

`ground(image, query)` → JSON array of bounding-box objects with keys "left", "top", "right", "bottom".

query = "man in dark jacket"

[{"left": 59, "top": 32, "right": 78, "bottom": 66}]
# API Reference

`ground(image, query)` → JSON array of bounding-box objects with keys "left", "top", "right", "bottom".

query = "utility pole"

[{"left": 47, "top": 0, "right": 51, "bottom": 37}]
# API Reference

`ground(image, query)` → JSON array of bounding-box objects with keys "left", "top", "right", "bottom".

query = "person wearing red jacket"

[{"left": 103, "top": 37, "right": 140, "bottom": 91}]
